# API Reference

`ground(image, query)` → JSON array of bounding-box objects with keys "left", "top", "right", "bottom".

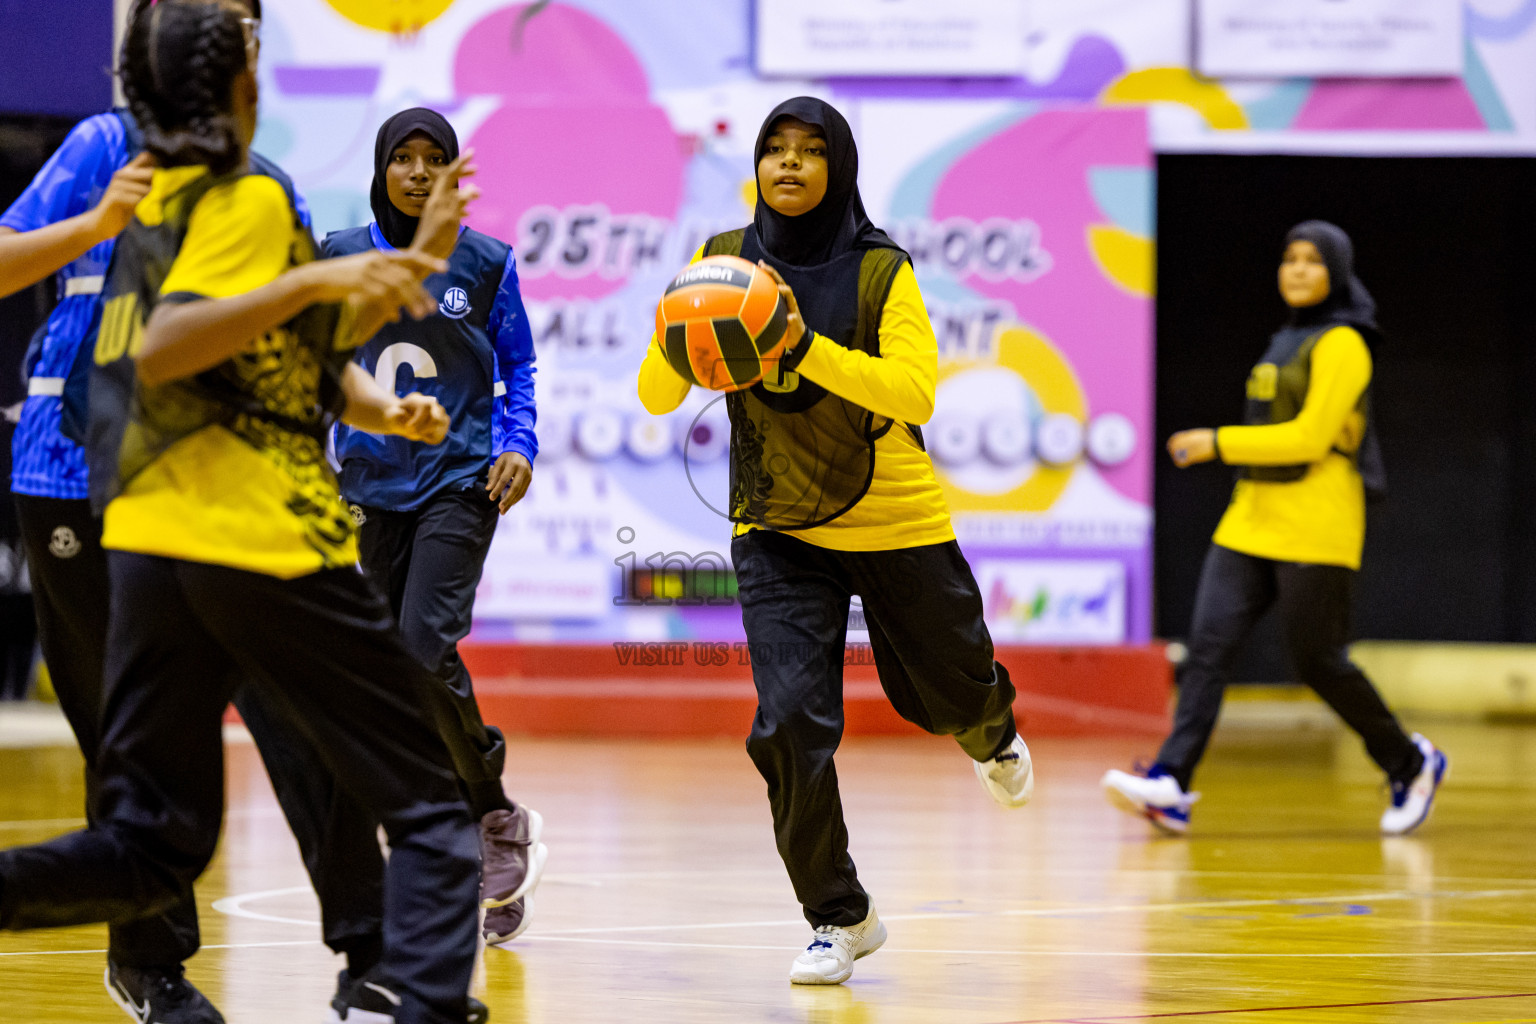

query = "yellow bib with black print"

[{"left": 94, "top": 165, "right": 358, "bottom": 578}]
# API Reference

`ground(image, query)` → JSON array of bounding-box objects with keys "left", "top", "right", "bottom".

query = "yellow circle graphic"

[
  {"left": 935, "top": 324, "right": 1087, "bottom": 513},
  {"left": 324, "top": 0, "right": 455, "bottom": 34}
]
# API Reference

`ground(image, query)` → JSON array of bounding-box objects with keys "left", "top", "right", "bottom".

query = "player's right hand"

[
  {"left": 91, "top": 153, "right": 155, "bottom": 239},
  {"left": 410, "top": 150, "right": 480, "bottom": 261},
  {"left": 387, "top": 392, "right": 450, "bottom": 444},
  {"left": 308, "top": 250, "right": 446, "bottom": 319}
]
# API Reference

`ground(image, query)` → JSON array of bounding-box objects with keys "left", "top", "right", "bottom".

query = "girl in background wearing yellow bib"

[{"left": 1102, "top": 221, "right": 1447, "bottom": 838}]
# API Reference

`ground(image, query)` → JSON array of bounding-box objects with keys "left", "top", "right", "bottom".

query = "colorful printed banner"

[{"left": 226, "top": 0, "right": 1536, "bottom": 644}]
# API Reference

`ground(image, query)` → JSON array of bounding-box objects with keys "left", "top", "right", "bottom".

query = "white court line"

[
  {"left": 211, "top": 887, "right": 317, "bottom": 927},
  {"left": 518, "top": 935, "right": 1536, "bottom": 958},
  {"left": 0, "top": 939, "right": 318, "bottom": 958},
  {"left": 209, "top": 885, "right": 1536, "bottom": 935}
]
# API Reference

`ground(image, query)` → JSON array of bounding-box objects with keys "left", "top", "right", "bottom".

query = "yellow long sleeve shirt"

[
  {"left": 1212, "top": 325, "right": 1372, "bottom": 569},
  {"left": 638, "top": 252, "right": 953, "bottom": 551}
]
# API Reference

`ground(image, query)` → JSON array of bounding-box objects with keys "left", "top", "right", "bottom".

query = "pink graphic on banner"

[
  {"left": 454, "top": 3, "right": 685, "bottom": 300},
  {"left": 930, "top": 108, "right": 1152, "bottom": 504},
  {"left": 1294, "top": 79, "right": 1487, "bottom": 131}
]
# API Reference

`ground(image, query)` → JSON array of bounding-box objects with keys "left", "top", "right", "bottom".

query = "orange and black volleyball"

[{"left": 656, "top": 255, "right": 790, "bottom": 392}]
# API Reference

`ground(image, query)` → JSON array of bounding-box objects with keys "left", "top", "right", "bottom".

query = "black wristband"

[
  {"left": 780, "top": 333, "right": 817, "bottom": 373},
  {"left": 781, "top": 330, "right": 815, "bottom": 371}
]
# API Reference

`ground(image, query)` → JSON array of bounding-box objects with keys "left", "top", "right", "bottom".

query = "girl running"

[
  {"left": 638, "top": 96, "right": 1031, "bottom": 986},
  {"left": 323, "top": 108, "right": 544, "bottom": 946},
  {"left": 0, "top": 4, "right": 480, "bottom": 1021},
  {"left": 1102, "top": 221, "right": 1447, "bottom": 836}
]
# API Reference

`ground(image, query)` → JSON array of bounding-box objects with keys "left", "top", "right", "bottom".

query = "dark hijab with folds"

[
  {"left": 1283, "top": 220, "right": 1380, "bottom": 343},
  {"left": 371, "top": 107, "right": 459, "bottom": 250},
  {"left": 751, "top": 97, "right": 903, "bottom": 267}
]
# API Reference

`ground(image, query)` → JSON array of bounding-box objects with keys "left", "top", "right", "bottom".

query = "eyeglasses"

[{"left": 239, "top": 16, "right": 260, "bottom": 68}]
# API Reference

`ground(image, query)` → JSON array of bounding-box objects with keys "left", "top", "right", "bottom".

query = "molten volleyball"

[{"left": 655, "top": 255, "right": 790, "bottom": 392}]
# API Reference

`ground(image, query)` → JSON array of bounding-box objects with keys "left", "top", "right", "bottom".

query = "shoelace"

[{"left": 807, "top": 925, "right": 838, "bottom": 952}]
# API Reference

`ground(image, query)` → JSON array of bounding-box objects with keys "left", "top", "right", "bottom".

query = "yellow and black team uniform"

[
  {"left": 0, "top": 164, "right": 482, "bottom": 1023},
  {"left": 639, "top": 99, "right": 1017, "bottom": 931},
  {"left": 1, "top": 127, "right": 390, "bottom": 982},
  {"left": 1155, "top": 313, "right": 1422, "bottom": 792},
  {"left": 94, "top": 167, "right": 357, "bottom": 575}
]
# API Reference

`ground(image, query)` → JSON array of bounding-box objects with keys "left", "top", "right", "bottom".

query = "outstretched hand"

[
  {"left": 1167, "top": 429, "right": 1216, "bottom": 468},
  {"left": 308, "top": 249, "right": 446, "bottom": 321},
  {"left": 412, "top": 150, "right": 481, "bottom": 260}
]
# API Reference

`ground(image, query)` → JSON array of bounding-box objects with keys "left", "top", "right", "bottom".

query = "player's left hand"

[
  {"left": 411, "top": 150, "right": 480, "bottom": 261},
  {"left": 91, "top": 152, "right": 156, "bottom": 240},
  {"left": 388, "top": 392, "right": 449, "bottom": 444},
  {"left": 487, "top": 451, "right": 532, "bottom": 514},
  {"left": 756, "top": 260, "right": 806, "bottom": 351},
  {"left": 1167, "top": 428, "right": 1217, "bottom": 467}
]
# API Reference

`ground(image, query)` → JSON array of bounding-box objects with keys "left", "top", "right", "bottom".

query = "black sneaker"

[
  {"left": 328, "top": 970, "right": 489, "bottom": 1023},
  {"left": 104, "top": 962, "right": 225, "bottom": 1024}
]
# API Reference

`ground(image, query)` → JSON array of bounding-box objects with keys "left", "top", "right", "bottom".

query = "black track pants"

[{"left": 732, "top": 530, "right": 1017, "bottom": 928}]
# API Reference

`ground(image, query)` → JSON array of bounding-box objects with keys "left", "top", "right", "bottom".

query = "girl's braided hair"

[{"left": 120, "top": 0, "right": 252, "bottom": 176}]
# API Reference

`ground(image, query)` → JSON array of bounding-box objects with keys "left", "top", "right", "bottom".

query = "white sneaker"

[
  {"left": 1102, "top": 766, "right": 1199, "bottom": 834},
  {"left": 1380, "top": 734, "right": 1448, "bottom": 836},
  {"left": 788, "top": 905, "right": 887, "bottom": 985},
  {"left": 973, "top": 734, "right": 1034, "bottom": 807}
]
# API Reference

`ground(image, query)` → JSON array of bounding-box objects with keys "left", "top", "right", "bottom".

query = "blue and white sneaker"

[
  {"left": 789, "top": 904, "right": 887, "bottom": 985},
  {"left": 1380, "top": 733, "right": 1447, "bottom": 836},
  {"left": 1101, "top": 764, "right": 1199, "bottom": 834}
]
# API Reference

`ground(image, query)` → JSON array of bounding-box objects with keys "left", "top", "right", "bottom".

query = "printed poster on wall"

[
  {"left": 242, "top": 0, "right": 1156, "bottom": 645},
  {"left": 1197, "top": 0, "right": 1463, "bottom": 78}
]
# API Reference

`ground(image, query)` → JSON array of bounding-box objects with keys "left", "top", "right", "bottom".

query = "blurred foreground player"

[
  {"left": 0, "top": 1, "right": 404, "bottom": 1019},
  {"left": 0, "top": 3, "right": 484, "bottom": 1021}
]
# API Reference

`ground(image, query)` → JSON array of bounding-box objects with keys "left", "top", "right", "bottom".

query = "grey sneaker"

[
  {"left": 479, "top": 805, "right": 548, "bottom": 909},
  {"left": 484, "top": 891, "right": 534, "bottom": 947}
]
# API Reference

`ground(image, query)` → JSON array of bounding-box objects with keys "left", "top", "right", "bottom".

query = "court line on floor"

[
  {"left": 0, "top": 939, "right": 318, "bottom": 958},
  {"left": 998, "top": 990, "right": 1536, "bottom": 1022},
  {"left": 209, "top": 884, "right": 1536, "bottom": 940},
  {"left": 517, "top": 935, "right": 1536, "bottom": 958}
]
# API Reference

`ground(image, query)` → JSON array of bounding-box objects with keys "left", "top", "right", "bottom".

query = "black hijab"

[
  {"left": 371, "top": 107, "right": 459, "bottom": 250},
  {"left": 1283, "top": 220, "right": 1380, "bottom": 340},
  {"left": 751, "top": 97, "right": 902, "bottom": 268}
]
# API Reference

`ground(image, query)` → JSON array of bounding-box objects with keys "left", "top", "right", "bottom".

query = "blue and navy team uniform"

[
  {"left": 328, "top": 222, "right": 538, "bottom": 507},
  {"left": 4, "top": 113, "right": 127, "bottom": 500},
  {"left": 1, "top": 111, "right": 383, "bottom": 978},
  {"left": 322, "top": 223, "right": 537, "bottom": 817}
]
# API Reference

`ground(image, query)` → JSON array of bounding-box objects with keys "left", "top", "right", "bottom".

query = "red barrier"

[{"left": 457, "top": 643, "right": 1172, "bottom": 739}]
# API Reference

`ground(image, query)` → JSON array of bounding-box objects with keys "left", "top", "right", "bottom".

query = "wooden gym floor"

[{"left": 1, "top": 717, "right": 1534, "bottom": 1023}]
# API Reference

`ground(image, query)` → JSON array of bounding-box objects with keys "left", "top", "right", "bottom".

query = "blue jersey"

[
  {"left": 4, "top": 112, "right": 129, "bottom": 499},
  {"left": 325, "top": 223, "right": 537, "bottom": 511},
  {"left": 5, "top": 109, "right": 313, "bottom": 501}
]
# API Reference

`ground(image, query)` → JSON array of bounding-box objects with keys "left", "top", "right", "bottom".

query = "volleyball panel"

[
  {"left": 661, "top": 321, "right": 700, "bottom": 388},
  {"left": 684, "top": 319, "right": 735, "bottom": 391},
  {"left": 737, "top": 265, "right": 782, "bottom": 341},
  {"left": 659, "top": 280, "right": 749, "bottom": 326},
  {"left": 710, "top": 316, "right": 768, "bottom": 392}
]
